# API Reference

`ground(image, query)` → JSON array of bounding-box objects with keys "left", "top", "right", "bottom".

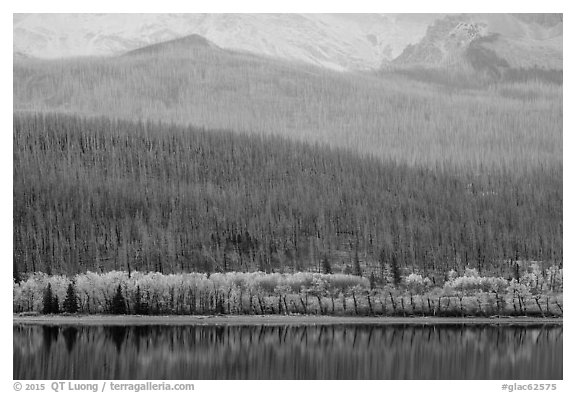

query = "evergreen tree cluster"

[
  {"left": 14, "top": 113, "right": 562, "bottom": 276},
  {"left": 43, "top": 282, "right": 80, "bottom": 314}
]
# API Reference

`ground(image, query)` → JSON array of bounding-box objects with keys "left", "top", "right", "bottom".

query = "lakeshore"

[{"left": 13, "top": 314, "right": 563, "bottom": 326}]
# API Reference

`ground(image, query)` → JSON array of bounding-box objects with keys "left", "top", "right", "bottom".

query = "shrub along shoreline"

[{"left": 13, "top": 265, "right": 562, "bottom": 318}]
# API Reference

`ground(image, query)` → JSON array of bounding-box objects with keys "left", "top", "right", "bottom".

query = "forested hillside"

[
  {"left": 13, "top": 35, "right": 562, "bottom": 171},
  {"left": 14, "top": 114, "right": 562, "bottom": 278}
]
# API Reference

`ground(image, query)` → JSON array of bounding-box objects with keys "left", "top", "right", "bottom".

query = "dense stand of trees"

[
  {"left": 14, "top": 113, "right": 562, "bottom": 276},
  {"left": 385, "top": 66, "right": 563, "bottom": 90},
  {"left": 13, "top": 39, "right": 562, "bottom": 171},
  {"left": 13, "top": 266, "right": 563, "bottom": 317}
]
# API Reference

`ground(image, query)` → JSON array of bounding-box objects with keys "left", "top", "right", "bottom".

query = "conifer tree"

[
  {"left": 63, "top": 283, "right": 79, "bottom": 313},
  {"left": 110, "top": 284, "right": 127, "bottom": 314},
  {"left": 52, "top": 295, "right": 60, "bottom": 314},
  {"left": 42, "top": 283, "right": 54, "bottom": 314}
]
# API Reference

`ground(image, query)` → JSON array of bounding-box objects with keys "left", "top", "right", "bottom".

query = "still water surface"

[{"left": 14, "top": 323, "right": 562, "bottom": 379}]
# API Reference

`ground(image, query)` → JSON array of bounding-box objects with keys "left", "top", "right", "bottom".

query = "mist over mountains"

[
  {"left": 14, "top": 29, "right": 562, "bottom": 170},
  {"left": 14, "top": 13, "right": 562, "bottom": 72}
]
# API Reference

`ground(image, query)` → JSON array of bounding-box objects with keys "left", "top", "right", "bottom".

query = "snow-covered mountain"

[
  {"left": 13, "top": 13, "right": 438, "bottom": 71},
  {"left": 13, "top": 13, "right": 562, "bottom": 72},
  {"left": 392, "top": 14, "right": 562, "bottom": 70}
]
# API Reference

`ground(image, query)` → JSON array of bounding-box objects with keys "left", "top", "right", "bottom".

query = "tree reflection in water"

[
  {"left": 14, "top": 323, "right": 562, "bottom": 380},
  {"left": 62, "top": 327, "right": 78, "bottom": 353}
]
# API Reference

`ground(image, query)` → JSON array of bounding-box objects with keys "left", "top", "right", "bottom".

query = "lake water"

[{"left": 13, "top": 323, "right": 562, "bottom": 379}]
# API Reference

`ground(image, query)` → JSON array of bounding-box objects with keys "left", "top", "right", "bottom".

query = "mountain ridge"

[
  {"left": 14, "top": 13, "right": 432, "bottom": 71},
  {"left": 14, "top": 13, "right": 562, "bottom": 72},
  {"left": 123, "top": 34, "right": 218, "bottom": 56},
  {"left": 391, "top": 14, "right": 562, "bottom": 72},
  {"left": 13, "top": 31, "right": 562, "bottom": 172}
]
